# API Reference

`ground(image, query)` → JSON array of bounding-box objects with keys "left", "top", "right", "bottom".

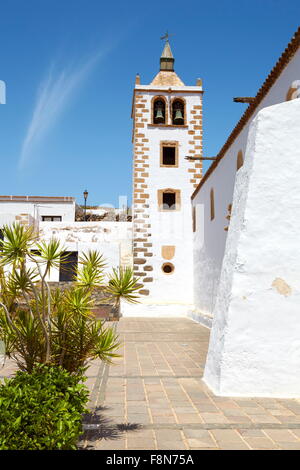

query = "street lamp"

[{"left": 83, "top": 190, "right": 88, "bottom": 221}]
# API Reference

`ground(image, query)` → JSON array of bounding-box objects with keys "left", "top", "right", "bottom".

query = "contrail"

[{"left": 19, "top": 49, "right": 106, "bottom": 169}]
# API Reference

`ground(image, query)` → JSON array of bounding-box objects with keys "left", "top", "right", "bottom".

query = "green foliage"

[
  {"left": 63, "top": 287, "right": 93, "bottom": 316},
  {"left": 8, "top": 267, "right": 38, "bottom": 294},
  {"left": 106, "top": 266, "right": 141, "bottom": 306},
  {"left": 0, "top": 309, "right": 46, "bottom": 372},
  {"left": 34, "top": 238, "right": 68, "bottom": 272},
  {"left": 52, "top": 309, "right": 121, "bottom": 372},
  {"left": 0, "top": 223, "right": 36, "bottom": 268},
  {"left": 76, "top": 250, "right": 106, "bottom": 289},
  {"left": 79, "top": 250, "right": 106, "bottom": 271},
  {"left": 0, "top": 364, "right": 89, "bottom": 450},
  {"left": 0, "top": 223, "right": 140, "bottom": 373},
  {"left": 76, "top": 264, "right": 104, "bottom": 290}
]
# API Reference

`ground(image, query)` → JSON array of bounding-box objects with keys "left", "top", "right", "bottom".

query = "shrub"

[
  {"left": 0, "top": 364, "right": 89, "bottom": 450},
  {"left": 0, "top": 223, "right": 141, "bottom": 373}
]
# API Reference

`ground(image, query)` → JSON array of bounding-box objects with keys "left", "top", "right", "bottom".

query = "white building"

[
  {"left": 2, "top": 27, "right": 300, "bottom": 396},
  {"left": 0, "top": 195, "right": 75, "bottom": 227},
  {"left": 0, "top": 195, "right": 132, "bottom": 282},
  {"left": 39, "top": 221, "right": 132, "bottom": 282},
  {"left": 191, "top": 26, "right": 300, "bottom": 327},
  {"left": 124, "top": 27, "right": 300, "bottom": 397},
  {"left": 192, "top": 26, "right": 300, "bottom": 397},
  {"left": 122, "top": 39, "right": 203, "bottom": 317}
]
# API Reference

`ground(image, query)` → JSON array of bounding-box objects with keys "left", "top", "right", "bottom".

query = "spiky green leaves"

[
  {"left": 106, "top": 267, "right": 141, "bottom": 305},
  {"left": 0, "top": 223, "right": 139, "bottom": 374},
  {"left": 64, "top": 287, "right": 93, "bottom": 316},
  {"left": 34, "top": 239, "right": 67, "bottom": 274},
  {"left": 76, "top": 250, "right": 106, "bottom": 290},
  {"left": 79, "top": 250, "right": 106, "bottom": 271},
  {"left": 0, "top": 223, "right": 36, "bottom": 268}
]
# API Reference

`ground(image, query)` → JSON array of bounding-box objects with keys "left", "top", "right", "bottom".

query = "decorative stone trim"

[
  {"left": 161, "top": 245, "right": 175, "bottom": 260},
  {"left": 139, "top": 289, "right": 149, "bottom": 296},
  {"left": 157, "top": 188, "right": 181, "bottom": 211},
  {"left": 170, "top": 96, "right": 187, "bottom": 126},
  {"left": 132, "top": 92, "right": 154, "bottom": 294},
  {"left": 144, "top": 265, "right": 153, "bottom": 271},
  {"left": 151, "top": 95, "right": 169, "bottom": 125},
  {"left": 160, "top": 141, "right": 179, "bottom": 167}
]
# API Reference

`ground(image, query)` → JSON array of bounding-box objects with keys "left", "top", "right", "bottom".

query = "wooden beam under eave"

[{"left": 233, "top": 97, "right": 256, "bottom": 103}]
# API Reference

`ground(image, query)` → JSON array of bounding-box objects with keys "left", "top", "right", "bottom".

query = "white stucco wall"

[
  {"left": 0, "top": 198, "right": 75, "bottom": 227},
  {"left": 203, "top": 98, "right": 300, "bottom": 397},
  {"left": 145, "top": 96, "right": 199, "bottom": 306},
  {"left": 192, "top": 47, "right": 300, "bottom": 320},
  {"left": 124, "top": 84, "right": 202, "bottom": 317},
  {"left": 37, "top": 221, "right": 132, "bottom": 282}
]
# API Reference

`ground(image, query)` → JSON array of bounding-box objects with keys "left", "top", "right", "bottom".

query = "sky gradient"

[{"left": 0, "top": 0, "right": 299, "bottom": 207}]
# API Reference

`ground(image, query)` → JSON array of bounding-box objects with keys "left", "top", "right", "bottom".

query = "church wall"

[
  {"left": 192, "top": 47, "right": 300, "bottom": 322},
  {"left": 204, "top": 98, "right": 300, "bottom": 397}
]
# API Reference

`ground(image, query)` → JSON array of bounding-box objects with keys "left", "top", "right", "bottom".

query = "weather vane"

[{"left": 160, "top": 31, "right": 173, "bottom": 42}]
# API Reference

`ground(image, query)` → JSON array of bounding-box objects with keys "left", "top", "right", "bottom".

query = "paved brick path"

[{"left": 2, "top": 317, "right": 300, "bottom": 450}]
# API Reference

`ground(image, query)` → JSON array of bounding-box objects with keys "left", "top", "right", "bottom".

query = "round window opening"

[{"left": 162, "top": 263, "right": 175, "bottom": 274}]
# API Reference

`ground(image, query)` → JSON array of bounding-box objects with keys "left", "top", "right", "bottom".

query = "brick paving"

[{"left": 2, "top": 317, "right": 300, "bottom": 450}]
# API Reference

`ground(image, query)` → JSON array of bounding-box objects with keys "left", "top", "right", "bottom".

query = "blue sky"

[{"left": 0, "top": 0, "right": 299, "bottom": 207}]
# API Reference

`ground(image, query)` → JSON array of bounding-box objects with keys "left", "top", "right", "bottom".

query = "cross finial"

[
  {"left": 160, "top": 31, "right": 173, "bottom": 42},
  {"left": 159, "top": 32, "right": 174, "bottom": 71}
]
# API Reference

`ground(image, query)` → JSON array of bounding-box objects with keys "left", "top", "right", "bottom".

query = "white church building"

[
  {"left": 124, "top": 26, "right": 300, "bottom": 397},
  {"left": 1, "top": 26, "right": 300, "bottom": 397}
]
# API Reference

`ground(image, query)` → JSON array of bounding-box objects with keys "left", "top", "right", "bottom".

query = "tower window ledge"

[{"left": 148, "top": 124, "right": 188, "bottom": 128}]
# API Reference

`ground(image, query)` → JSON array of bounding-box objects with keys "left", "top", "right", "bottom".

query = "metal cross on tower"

[{"left": 160, "top": 31, "right": 173, "bottom": 42}]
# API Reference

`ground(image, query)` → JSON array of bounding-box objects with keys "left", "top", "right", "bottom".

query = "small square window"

[
  {"left": 42, "top": 216, "right": 62, "bottom": 222},
  {"left": 163, "top": 192, "right": 176, "bottom": 210},
  {"left": 160, "top": 141, "right": 178, "bottom": 167},
  {"left": 162, "top": 146, "right": 176, "bottom": 166},
  {"left": 158, "top": 189, "right": 181, "bottom": 211}
]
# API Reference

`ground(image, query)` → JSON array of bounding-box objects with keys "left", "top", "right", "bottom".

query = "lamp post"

[{"left": 83, "top": 189, "right": 88, "bottom": 221}]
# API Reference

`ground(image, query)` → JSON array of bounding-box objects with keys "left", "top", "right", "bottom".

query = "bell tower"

[{"left": 123, "top": 37, "right": 203, "bottom": 316}]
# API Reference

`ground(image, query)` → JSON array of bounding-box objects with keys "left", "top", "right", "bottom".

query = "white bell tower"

[{"left": 123, "top": 37, "right": 203, "bottom": 317}]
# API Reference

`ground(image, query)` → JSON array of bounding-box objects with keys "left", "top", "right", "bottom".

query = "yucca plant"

[
  {"left": 106, "top": 266, "right": 141, "bottom": 309},
  {"left": 0, "top": 223, "right": 141, "bottom": 373}
]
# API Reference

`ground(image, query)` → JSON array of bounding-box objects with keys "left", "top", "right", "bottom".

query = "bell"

[
  {"left": 174, "top": 109, "right": 184, "bottom": 123},
  {"left": 155, "top": 108, "right": 164, "bottom": 123}
]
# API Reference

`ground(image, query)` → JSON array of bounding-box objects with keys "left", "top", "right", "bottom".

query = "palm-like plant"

[
  {"left": 79, "top": 250, "right": 106, "bottom": 271},
  {"left": 0, "top": 223, "right": 141, "bottom": 373},
  {"left": 76, "top": 250, "right": 106, "bottom": 290},
  {"left": 106, "top": 266, "right": 141, "bottom": 308},
  {"left": 0, "top": 223, "right": 36, "bottom": 268}
]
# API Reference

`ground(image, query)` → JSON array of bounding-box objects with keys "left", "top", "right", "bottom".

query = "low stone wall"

[{"left": 42, "top": 282, "right": 119, "bottom": 321}]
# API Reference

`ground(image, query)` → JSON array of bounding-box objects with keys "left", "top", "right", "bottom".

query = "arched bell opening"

[
  {"left": 172, "top": 99, "right": 185, "bottom": 125},
  {"left": 153, "top": 98, "right": 166, "bottom": 124}
]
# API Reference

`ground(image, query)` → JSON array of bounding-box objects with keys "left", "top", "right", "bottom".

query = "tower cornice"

[{"left": 134, "top": 85, "right": 203, "bottom": 93}]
